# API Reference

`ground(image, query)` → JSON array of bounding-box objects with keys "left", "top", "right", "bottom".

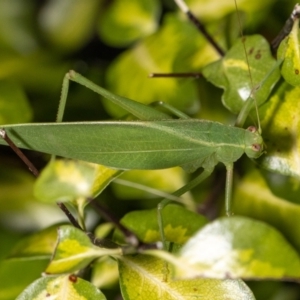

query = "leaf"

[
  {"left": 91, "top": 256, "right": 119, "bottom": 289},
  {"left": 16, "top": 275, "right": 106, "bottom": 300},
  {"left": 118, "top": 255, "right": 255, "bottom": 300},
  {"left": 8, "top": 224, "right": 58, "bottom": 258},
  {"left": 104, "top": 14, "right": 213, "bottom": 116},
  {"left": 203, "top": 35, "right": 281, "bottom": 114},
  {"left": 98, "top": 0, "right": 160, "bottom": 47},
  {"left": 46, "top": 225, "right": 122, "bottom": 274},
  {"left": 0, "top": 80, "right": 32, "bottom": 124},
  {"left": 233, "top": 169, "right": 300, "bottom": 253},
  {"left": 258, "top": 81, "right": 300, "bottom": 177},
  {"left": 177, "top": 216, "right": 300, "bottom": 280},
  {"left": 120, "top": 204, "right": 207, "bottom": 244},
  {"left": 278, "top": 17, "right": 300, "bottom": 86},
  {"left": 0, "top": 257, "right": 49, "bottom": 300},
  {"left": 185, "top": 0, "right": 274, "bottom": 22},
  {"left": 0, "top": 0, "right": 38, "bottom": 53},
  {"left": 39, "top": 0, "right": 100, "bottom": 52},
  {"left": 0, "top": 164, "right": 35, "bottom": 212},
  {"left": 34, "top": 159, "right": 122, "bottom": 204},
  {"left": 112, "top": 168, "right": 193, "bottom": 207}
]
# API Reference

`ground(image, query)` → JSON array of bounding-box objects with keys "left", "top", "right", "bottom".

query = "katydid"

[
  {"left": 0, "top": 0, "right": 265, "bottom": 249},
  {"left": 0, "top": 70, "right": 263, "bottom": 210}
]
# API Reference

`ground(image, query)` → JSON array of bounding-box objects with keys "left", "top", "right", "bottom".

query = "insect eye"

[
  {"left": 252, "top": 144, "right": 261, "bottom": 152},
  {"left": 247, "top": 126, "right": 257, "bottom": 133}
]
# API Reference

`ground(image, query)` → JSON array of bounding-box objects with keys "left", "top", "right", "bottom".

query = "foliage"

[{"left": 0, "top": 0, "right": 300, "bottom": 299}]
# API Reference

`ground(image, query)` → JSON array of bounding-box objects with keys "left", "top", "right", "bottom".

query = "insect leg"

[
  {"left": 157, "top": 167, "right": 214, "bottom": 251},
  {"left": 150, "top": 101, "right": 190, "bottom": 119},
  {"left": 225, "top": 163, "right": 234, "bottom": 216}
]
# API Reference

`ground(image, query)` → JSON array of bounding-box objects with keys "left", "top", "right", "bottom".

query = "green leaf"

[
  {"left": 105, "top": 14, "right": 215, "bottom": 116},
  {"left": 120, "top": 204, "right": 207, "bottom": 244},
  {"left": 46, "top": 225, "right": 122, "bottom": 274},
  {"left": 178, "top": 216, "right": 300, "bottom": 280},
  {"left": 278, "top": 17, "right": 300, "bottom": 86},
  {"left": 112, "top": 167, "right": 192, "bottom": 203},
  {"left": 0, "top": 257, "right": 49, "bottom": 300},
  {"left": 16, "top": 275, "right": 106, "bottom": 300},
  {"left": 118, "top": 255, "right": 255, "bottom": 300},
  {"left": 258, "top": 82, "right": 300, "bottom": 177},
  {"left": 39, "top": 0, "right": 100, "bottom": 52},
  {"left": 233, "top": 169, "right": 300, "bottom": 253},
  {"left": 185, "top": 0, "right": 274, "bottom": 22},
  {"left": 0, "top": 164, "right": 35, "bottom": 212},
  {"left": 0, "top": 0, "right": 38, "bottom": 53},
  {"left": 8, "top": 224, "right": 58, "bottom": 258},
  {"left": 203, "top": 35, "right": 281, "bottom": 114},
  {"left": 0, "top": 80, "right": 32, "bottom": 124},
  {"left": 98, "top": 0, "right": 160, "bottom": 47},
  {"left": 34, "top": 159, "right": 121, "bottom": 203},
  {"left": 91, "top": 256, "right": 119, "bottom": 289}
]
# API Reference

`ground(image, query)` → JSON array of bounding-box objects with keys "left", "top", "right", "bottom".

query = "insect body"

[
  {"left": 0, "top": 67, "right": 263, "bottom": 222},
  {"left": 0, "top": 119, "right": 263, "bottom": 171}
]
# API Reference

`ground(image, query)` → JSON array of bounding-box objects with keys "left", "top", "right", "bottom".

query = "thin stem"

[
  {"left": 57, "top": 202, "right": 83, "bottom": 230},
  {"left": 0, "top": 129, "right": 39, "bottom": 177},
  {"left": 271, "top": 3, "right": 300, "bottom": 51},
  {"left": 174, "top": 0, "right": 225, "bottom": 56},
  {"left": 89, "top": 199, "right": 139, "bottom": 247},
  {"left": 149, "top": 72, "right": 202, "bottom": 78}
]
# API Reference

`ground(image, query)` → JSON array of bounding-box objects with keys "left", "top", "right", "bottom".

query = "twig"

[
  {"left": 89, "top": 199, "right": 139, "bottom": 247},
  {"left": 0, "top": 129, "right": 39, "bottom": 177},
  {"left": 271, "top": 3, "right": 300, "bottom": 51}
]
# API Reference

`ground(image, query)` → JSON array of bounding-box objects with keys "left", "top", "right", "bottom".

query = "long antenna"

[{"left": 234, "top": 0, "right": 261, "bottom": 132}]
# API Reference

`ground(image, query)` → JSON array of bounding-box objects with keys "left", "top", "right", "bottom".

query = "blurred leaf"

[
  {"left": 185, "top": 0, "right": 275, "bottom": 22},
  {"left": 120, "top": 204, "right": 207, "bottom": 244},
  {"left": 94, "top": 223, "right": 115, "bottom": 239},
  {"left": 177, "top": 216, "right": 300, "bottom": 280},
  {"left": 0, "top": 164, "right": 35, "bottom": 212},
  {"left": 105, "top": 13, "right": 217, "bottom": 116},
  {"left": 262, "top": 171, "right": 300, "bottom": 204},
  {"left": 39, "top": 0, "right": 100, "bottom": 52},
  {"left": 233, "top": 169, "right": 300, "bottom": 252},
  {"left": 91, "top": 164, "right": 123, "bottom": 198},
  {"left": 277, "top": 17, "right": 300, "bottom": 86},
  {"left": 46, "top": 225, "right": 122, "bottom": 274},
  {"left": 119, "top": 255, "right": 255, "bottom": 300},
  {"left": 258, "top": 82, "right": 300, "bottom": 177},
  {"left": 0, "top": 257, "right": 49, "bottom": 300},
  {"left": 8, "top": 224, "right": 59, "bottom": 258},
  {"left": 91, "top": 256, "right": 119, "bottom": 289},
  {"left": 112, "top": 167, "right": 192, "bottom": 205},
  {"left": 98, "top": 0, "right": 160, "bottom": 47},
  {"left": 16, "top": 275, "right": 106, "bottom": 300},
  {"left": 34, "top": 160, "right": 121, "bottom": 204},
  {"left": 203, "top": 35, "right": 281, "bottom": 114},
  {"left": 0, "top": 80, "right": 32, "bottom": 124},
  {"left": 0, "top": 0, "right": 38, "bottom": 54}
]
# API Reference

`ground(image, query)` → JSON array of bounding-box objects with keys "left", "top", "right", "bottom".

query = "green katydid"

[
  {"left": 0, "top": 0, "right": 268, "bottom": 249},
  {"left": 0, "top": 69, "right": 263, "bottom": 208}
]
